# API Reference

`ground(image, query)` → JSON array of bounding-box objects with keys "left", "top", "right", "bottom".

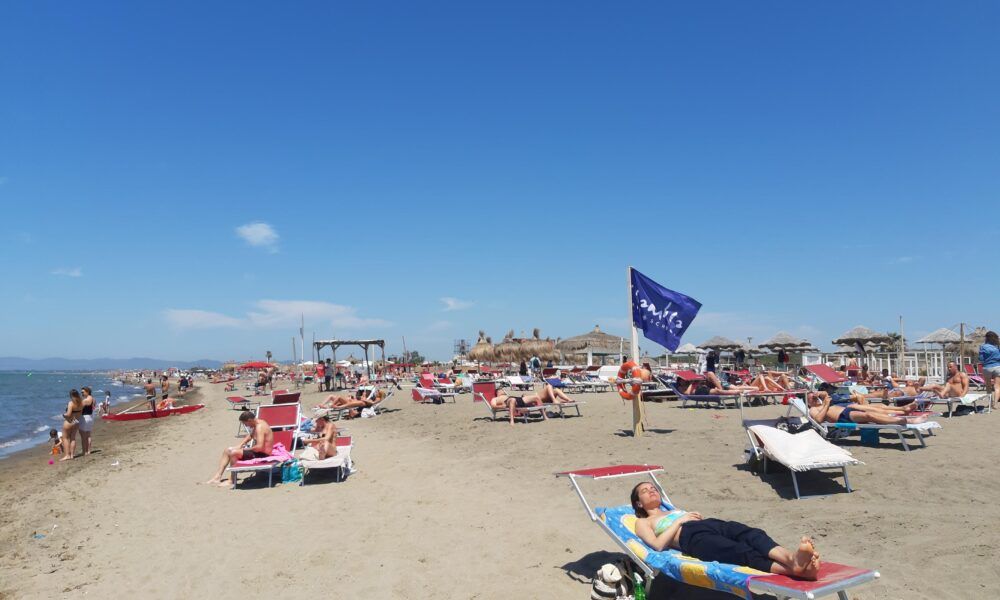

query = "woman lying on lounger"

[
  {"left": 807, "top": 392, "right": 926, "bottom": 426},
  {"left": 631, "top": 481, "right": 821, "bottom": 579},
  {"left": 315, "top": 389, "right": 382, "bottom": 417},
  {"left": 490, "top": 384, "right": 575, "bottom": 425}
]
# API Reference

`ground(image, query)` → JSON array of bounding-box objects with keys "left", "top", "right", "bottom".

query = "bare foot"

[
  {"left": 906, "top": 415, "right": 928, "bottom": 424},
  {"left": 217, "top": 480, "right": 231, "bottom": 488},
  {"left": 59, "top": 455, "right": 73, "bottom": 462},
  {"left": 791, "top": 537, "right": 820, "bottom": 580},
  {"left": 205, "top": 478, "right": 221, "bottom": 485}
]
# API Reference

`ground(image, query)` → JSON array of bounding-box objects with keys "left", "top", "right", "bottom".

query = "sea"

[{"left": 0, "top": 371, "right": 146, "bottom": 459}]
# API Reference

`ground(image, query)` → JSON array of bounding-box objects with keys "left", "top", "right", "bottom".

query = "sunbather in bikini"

[
  {"left": 302, "top": 414, "right": 338, "bottom": 459},
  {"left": 807, "top": 393, "right": 927, "bottom": 426},
  {"left": 316, "top": 389, "right": 370, "bottom": 410},
  {"left": 701, "top": 371, "right": 757, "bottom": 395},
  {"left": 631, "top": 481, "right": 820, "bottom": 579},
  {"left": 746, "top": 371, "right": 798, "bottom": 393},
  {"left": 490, "top": 390, "right": 548, "bottom": 425}
]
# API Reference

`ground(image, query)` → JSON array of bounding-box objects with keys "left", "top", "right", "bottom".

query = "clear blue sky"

[{"left": 1, "top": 1, "right": 996, "bottom": 362}]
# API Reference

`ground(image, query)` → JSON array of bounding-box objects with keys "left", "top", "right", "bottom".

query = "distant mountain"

[{"left": 0, "top": 357, "right": 225, "bottom": 371}]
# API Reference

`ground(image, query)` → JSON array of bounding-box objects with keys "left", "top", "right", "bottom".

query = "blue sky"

[{"left": 1, "top": 1, "right": 996, "bottom": 362}]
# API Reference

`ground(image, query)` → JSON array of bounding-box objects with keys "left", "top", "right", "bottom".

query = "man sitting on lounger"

[
  {"left": 920, "top": 362, "right": 969, "bottom": 399},
  {"left": 206, "top": 411, "right": 274, "bottom": 487},
  {"left": 807, "top": 393, "right": 926, "bottom": 426}
]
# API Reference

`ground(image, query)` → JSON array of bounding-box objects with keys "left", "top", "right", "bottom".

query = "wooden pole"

[{"left": 627, "top": 266, "right": 645, "bottom": 437}]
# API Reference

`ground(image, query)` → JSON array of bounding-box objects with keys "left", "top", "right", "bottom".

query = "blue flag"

[{"left": 630, "top": 268, "right": 701, "bottom": 352}]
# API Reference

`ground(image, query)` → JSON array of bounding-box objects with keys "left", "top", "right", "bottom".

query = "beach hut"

[
  {"left": 495, "top": 331, "right": 522, "bottom": 363},
  {"left": 556, "top": 325, "right": 626, "bottom": 366}
]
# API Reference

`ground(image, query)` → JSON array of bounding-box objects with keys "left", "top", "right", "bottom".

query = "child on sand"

[{"left": 49, "top": 429, "right": 62, "bottom": 456}]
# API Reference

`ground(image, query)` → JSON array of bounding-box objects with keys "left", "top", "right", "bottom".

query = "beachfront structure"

[
  {"left": 313, "top": 339, "right": 386, "bottom": 381},
  {"left": 556, "top": 325, "right": 627, "bottom": 366}
]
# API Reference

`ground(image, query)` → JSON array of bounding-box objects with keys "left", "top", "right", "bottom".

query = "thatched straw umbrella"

[
  {"left": 495, "top": 330, "right": 521, "bottom": 363},
  {"left": 697, "top": 336, "right": 744, "bottom": 350},
  {"left": 916, "top": 328, "right": 960, "bottom": 345},
  {"left": 468, "top": 331, "right": 495, "bottom": 363},
  {"left": 832, "top": 326, "right": 891, "bottom": 347},
  {"left": 556, "top": 325, "right": 626, "bottom": 364}
]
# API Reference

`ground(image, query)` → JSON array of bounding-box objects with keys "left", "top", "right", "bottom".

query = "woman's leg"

[
  {"left": 991, "top": 371, "right": 1000, "bottom": 409},
  {"left": 60, "top": 425, "right": 74, "bottom": 460},
  {"left": 81, "top": 430, "right": 91, "bottom": 455}
]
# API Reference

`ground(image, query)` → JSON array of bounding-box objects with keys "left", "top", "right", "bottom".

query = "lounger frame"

[{"left": 557, "top": 465, "right": 880, "bottom": 599}]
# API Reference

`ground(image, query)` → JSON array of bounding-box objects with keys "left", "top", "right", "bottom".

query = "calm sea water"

[{"left": 0, "top": 371, "right": 145, "bottom": 458}]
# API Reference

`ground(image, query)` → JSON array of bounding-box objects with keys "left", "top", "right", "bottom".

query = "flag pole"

[{"left": 627, "top": 266, "right": 645, "bottom": 437}]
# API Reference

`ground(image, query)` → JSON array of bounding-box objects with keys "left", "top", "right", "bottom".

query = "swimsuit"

[
  {"left": 80, "top": 402, "right": 94, "bottom": 432},
  {"left": 837, "top": 407, "right": 856, "bottom": 423},
  {"left": 653, "top": 510, "right": 688, "bottom": 535},
  {"left": 509, "top": 397, "right": 527, "bottom": 408}
]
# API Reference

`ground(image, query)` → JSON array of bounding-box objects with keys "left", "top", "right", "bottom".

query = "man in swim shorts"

[
  {"left": 143, "top": 379, "right": 157, "bottom": 412},
  {"left": 920, "top": 362, "right": 969, "bottom": 399},
  {"left": 807, "top": 393, "right": 926, "bottom": 426},
  {"left": 205, "top": 411, "right": 274, "bottom": 487}
]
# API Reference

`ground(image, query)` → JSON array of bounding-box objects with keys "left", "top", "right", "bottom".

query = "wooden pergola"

[{"left": 313, "top": 339, "right": 386, "bottom": 386}]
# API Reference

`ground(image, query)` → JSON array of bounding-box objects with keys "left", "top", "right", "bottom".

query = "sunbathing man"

[
  {"left": 302, "top": 414, "right": 338, "bottom": 459},
  {"left": 807, "top": 393, "right": 926, "bottom": 426},
  {"left": 746, "top": 370, "right": 798, "bottom": 393},
  {"left": 206, "top": 411, "right": 274, "bottom": 487},
  {"left": 920, "top": 362, "right": 969, "bottom": 399},
  {"left": 631, "top": 481, "right": 820, "bottom": 579}
]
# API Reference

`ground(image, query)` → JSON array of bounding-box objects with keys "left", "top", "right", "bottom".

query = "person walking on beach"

[
  {"left": 315, "top": 360, "right": 326, "bottom": 392},
  {"left": 101, "top": 390, "right": 112, "bottom": 416},
  {"left": 979, "top": 331, "right": 1000, "bottom": 410},
  {"left": 160, "top": 374, "right": 170, "bottom": 401},
  {"left": 143, "top": 379, "right": 157, "bottom": 412},
  {"left": 519, "top": 360, "right": 528, "bottom": 376},
  {"left": 324, "top": 359, "right": 333, "bottom": 391},
  {"left": 61, "top": 390, "right": 84, "bottom": 461},
  {"left": 78, "top": 386, "right": 96, "bottom": 456}
]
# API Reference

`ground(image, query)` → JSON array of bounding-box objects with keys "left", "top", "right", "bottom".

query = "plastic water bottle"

[{"left": 633, "top": 573, "right": 645, "bottom": 600}]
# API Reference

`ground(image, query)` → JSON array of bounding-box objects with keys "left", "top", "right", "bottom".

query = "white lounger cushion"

[
  {"left": 298, "top": 446, "right": 351, "bottom": 471},
  {"left": 749, "top": 425, "right": 862, "bottom": 471}
]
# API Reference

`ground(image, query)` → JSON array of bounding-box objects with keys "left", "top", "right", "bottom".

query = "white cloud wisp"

[{"left": 236, "top": 222, "right": 279, "bottom": 253}]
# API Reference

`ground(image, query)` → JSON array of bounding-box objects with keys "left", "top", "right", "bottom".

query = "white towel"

[{"left": 748, "top": 425, "right": 861, "bottom": 472}]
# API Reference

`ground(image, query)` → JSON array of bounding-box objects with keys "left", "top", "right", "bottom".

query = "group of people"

[
  {"left": 488, "top": 382, "right": 576, "bottom": 425},
  {"left": 52, "top": 387, "right": 109, "bottom": 460}
]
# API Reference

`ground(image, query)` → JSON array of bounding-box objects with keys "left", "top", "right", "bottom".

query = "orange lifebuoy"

[{"left": 616, "top": 361, "right": 644, "bottom": 400}]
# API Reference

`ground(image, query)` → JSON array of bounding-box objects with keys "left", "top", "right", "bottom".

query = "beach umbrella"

[
  {"left": 673, "top": 342, "right": 698, "bottom": 354},
  {"left": 916, "top": 328, "right": 960, "bottom": 344},
  {"left": 238, "top": 361, "right": 272, "bottom": 370},
  {"left": 556, "top": 325, "right": 626, "bottom": 363},
  {"left": 697, "top": 336, "right": 744, "bottom": 350},
  {"left": 832, "top": 326, "right": 891, "bottom": 347},
  {"left": 496, "top": 330, "right": 522, "bottom": 362},
  {"left": 468, "top": 331, "right": 496, "bottom": 362}
]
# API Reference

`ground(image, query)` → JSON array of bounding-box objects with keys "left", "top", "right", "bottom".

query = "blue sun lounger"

[{"left": 558, "top": 464, "right": 880, "bottom": 600}]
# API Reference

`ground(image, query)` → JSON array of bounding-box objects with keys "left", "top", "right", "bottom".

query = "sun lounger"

[
  {"left": 667, "top": 381, "right": 739, "bottom": 409},
  {"left": 505, "top": 375, "right": 535, "bottom": 391},
  {"left": 910, "top": 392, "right": 989, "bottom": 418},
  {"left": 558, "top": 464, "right": 880, "bottom": 599},
  {"left": 271, "top": 391, "right": 301, "bottom": 405},
  {"left": 412, "top": 386, "right": 455, "bottom": 404},
  {"left": 544, "top": 376, "right": 585, "bottom": 394},
  {"left": 803, "top": 365, "right": 850, "bottom": 385},
  {"left": 472, "top": 381, "right": 546, "bottom": 423},
  {"left": 745, "top": 425, "right": 862, "bottom": 499},
  {"left": 226, "top": 395, "right": 259, "bottom": 411},
  {"left": 297, "top": 436, "right": 354, "bottom": 485},
  {"left": 226, "top": 430, "right": 295, "bottom": 489},
  {"left": 963, "top": 364, "right": 986, "bottom": 388},
  {"left": 418, "top": 375, "right": 457, "bottom": 401},
  {"left": 788, "top": 397, "right": 940, "bottom": 451}
]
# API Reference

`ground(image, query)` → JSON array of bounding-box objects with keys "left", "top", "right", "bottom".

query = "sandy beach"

[{"left": 1, "top": 380, "right": 998, "bottom": 599}]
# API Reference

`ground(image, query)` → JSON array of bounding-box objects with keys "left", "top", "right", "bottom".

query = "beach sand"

[{"left": 1, "top": 381, "right": 998, "bottom": 599}]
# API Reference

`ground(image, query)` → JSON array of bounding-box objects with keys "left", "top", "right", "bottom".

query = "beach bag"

[
  {"left": 360, "top": 407, "right": 376, "bottom": 419},
  {"left": 775, "top": 416, "right": 810, "bottom": 435},
  {"left": 591, "top": 563, "right": 630, "bottom": 600},
  {"left": 281, "top": 459, "right": 303, "bottom": 484}
]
